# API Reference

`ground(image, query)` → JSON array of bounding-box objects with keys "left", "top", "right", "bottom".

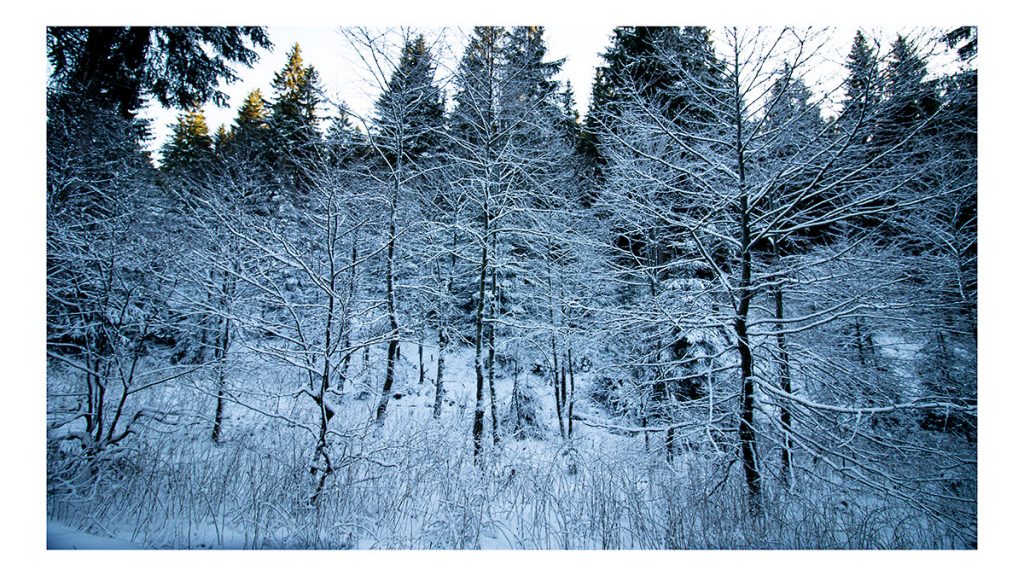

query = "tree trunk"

[
  {"left": 648, "top": 261, "right": 672, "bottom": 463},
  {"left": 487, "top": 273, "right": 500, "bottom": 446},
  {"left": 472, "top": 188, "right": 490, "bottom": 463},
  {"left": 211, "top": 314, "right": 230, "bottom": 443},
  {"left": 376, "top": 340, "right": 398, "bottom": 425},
  {"left": 337, "top": 238, "right": 359, "bottom": 394},
  {"left": 511, "top": 358, "right": 524, "bottom": 439},
  {"left": 375, "top": 184, "right": 400, "bottom": 425},
  {"left": 211, "top": 266, "right": 235, "bottom": 443},
  {"left": 775, "top": 271, "right": 793, "bottom": 487},
  {"left": 737, "top": 272, "right": 760, "bottom": 509},
  {"left": 309, "top": 392, "right": 334, "bottom": 506},
  {"left": 551, "top": 336, "right": 565, "bottom": 440},
  {"left": 94, "top": 355, "right": 105, "bottom": 444},
  {"left": 769, "top": 197, "right": 793, "bottom": 486},
  {"left": 433, "top": 226, "right": 457, "bottom": 420},
  {"left": 567, "top": 348, "right": 575, "bottom": 439},
  {"left": 433, "top": 329, "right": 446, "bottom": 419},
  {"left": 733, "top": 50, "right": 762, "bottom": 511},
  {"left": 418, "top": 342, "right": 425, "bottom": 388}
]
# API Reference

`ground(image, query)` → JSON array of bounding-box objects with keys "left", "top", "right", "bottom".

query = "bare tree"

[
  {"left": 593, "top": 27, "right": 975, "bottom": 533},
  {"left": 47, "top": 101, "right": 196, "bottom": 479}
]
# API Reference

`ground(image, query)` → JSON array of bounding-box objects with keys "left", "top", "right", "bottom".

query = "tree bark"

[
  {"left": 733, "top": 44, "right": 762, "bottom": 511},
  {"left": 552, "top": 336, "right": 565, "bottom": 440},
  {"left": 774, "top": 262, "right": 793, "bottom": 487},
  {"left": 472, "top": 183, "right": 490, "bottom": 462},
  {"left": 337, "top": 237, "right": 359, "bottom": 394},
  {"left": 511, "top": 358, "right": 524, "bottom": 439},
  {"left": 211, "top": 313, "right": 230, "bottom": 443},
  {"left": 375, "top": 181, "right": 400, "bottom": 425},
  {"left": 567, "top": 348, "right": 575, "bottom": 439},
  {"left": 433, "top": 329, "right": 446, "bottom": 419},
  {"left": 472, "top": 240, "right": 488, "bottom": 461},
  {"left": 418, "top": 342, "right": 425, "bottom": 388}
]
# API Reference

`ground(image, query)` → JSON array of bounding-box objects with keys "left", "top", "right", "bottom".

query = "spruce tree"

[
  {"left": 234, "top": 89, "right": 270, "bottom": 139},
  {"left": 161, "top": 108, "right": 215, "bottom": 172},
  {"left": 47, "top": 27, "right": 271, "bottom": 119},
  {"left": 373, "top": 35, "right": 445, "bottom": 165},
  {"left": 557, "top": 82, "right": 583, "bottom": 145},
  {"left": 875, "top": 35, "right": 939, "bottom": 151},
  {"left": 325, "top": 105, "right": 367, "bottom": 166},
  {"left": 582, "top": 27, "right": 706, "bottom": 175},
  {"left": 222, "top": 89, "right": 272, "bottom": 169},
  {"left": 758, "top": 66, "right": 830, "bottom": 246},
  {"left": 268, "top": 43, "right": 324, "bottom": 198},
  {"left": 840, "top": 30, "right": 883, "bottom": 142}
]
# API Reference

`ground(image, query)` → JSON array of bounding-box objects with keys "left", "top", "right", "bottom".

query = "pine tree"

[
  {"left": 840, "top": 30, "right": 883, "bottom": 142},
  {"left": 758, "top": 65, "right": 830, "bottom": 246},
  {"left": 325, "top": 105, "right": 367, "bottom": 165},
  {"left": 373, "top": 35, "right": 445, "bottom": 165},
  {"left": 271, "top": 45, "right": 321, "bottom": 123},
  {"left": 268, "top": 43, "right": 325, "bottom": 198},
  {"left": 505, "top": 26, "right": 562, "bottom": 108},
  {"left": 47, "top": 27, "right": 271, "bottom": 119},
  {"left": 234, "top": 89, "right": 270, "bottom": 140},
  {"left": 937, "top": 27, "right": 977, "bottom": 336},
  {"left": 213, "top": 124, "right": 231, "bottom": 158},
  {"left": 557, "top": 81, "right": 583, "bottom": 145},
  {"left": 221, "top": 89, "right": 272, "bottom": 166},
  {"left": 583, "top": 27, "right": 716, "bottom": 175},
  {"left": 875, "top": 35, "right": 939, "bottom": 151},
  {"left": 161, "top": 108, "right": 215, "bottom": 172}
]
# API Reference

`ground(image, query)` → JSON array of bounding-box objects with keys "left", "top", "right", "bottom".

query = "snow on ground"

[
  {"left": 47, "top": 520, "right": 141, "bottom": 550},
  {"left": 46, "top": 333, "right": 972, "bottom": 549}
]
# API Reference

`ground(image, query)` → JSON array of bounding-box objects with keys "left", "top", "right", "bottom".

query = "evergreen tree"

[
  {"left": 847, "top": 34, "right": 940, "bottom": 240},
  {"left": 582, "top": 27, "right": 719, "bottom": 175},
  {"left": 221, "top": 89, "right": 273, "bottom": 171},
  {"left": 840, "top": 30, "right": 883, "bottom": 142},
  {"left": 373, "top": 35, "right": 446, "bottom": 165},
  {"left": 47, "top": 27, "right": 271, "bottom": 119},
  {"left": 875, "top": 35, "right": 940, "bottom": 151},
  {"left": 505, "top": 26, "right": 563, "bottom": 109},
  {"left": 201, "top": 88, "right": 278, "bottom": 211},
  {"left": 757, "top": 65, "right": 830, "bottom": 247},
  {"left": 234, "top": 89, "right": 270, "bottom": 142},
  {"left": 557, "top": 81, "right": 583, "bottom": 145},
  {"left": 325, "top": 105, "right": 367, "bottom": 165},
  {"left": 944, "top": 26, "right": 977, "bottom": 61},
  {"left": 936, "top": 27, "right": 977, "bottom": 335},
  {"left": 213, "top": 124, "right": 231, "bottom": 158},
  {"left": 161, "top": 108, "right": 215, "bottom": 172},
  {"left": 268, "top": 43, "right": 325, "bottom": 198}
]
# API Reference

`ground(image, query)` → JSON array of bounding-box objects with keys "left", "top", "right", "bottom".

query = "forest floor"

[{"left": 46, "top": 335, "right": 972, "bottom": 549}]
